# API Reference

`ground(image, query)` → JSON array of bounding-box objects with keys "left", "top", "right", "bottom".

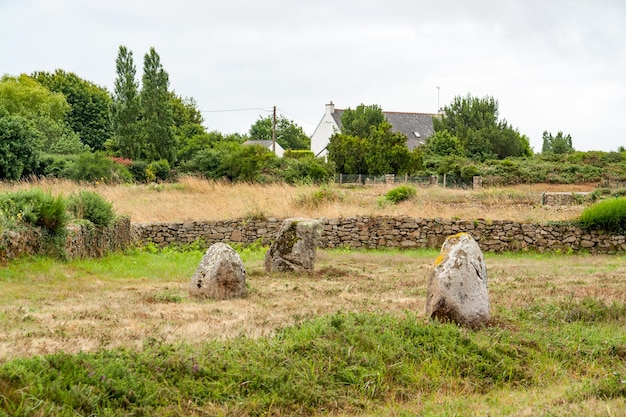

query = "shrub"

[
  {"left": 588, "top": 188, "right": 612, "bottom": 202},
  {"left": 62, "top": 151, "right": 116, "bottom": 182},
  {"left": 283, "top": 150, "right": 315, "bottom": 159},
  {"left": 67, "top": 190, "right": 115, "bottom": 227},
  {"left": 0, "top": 188, "right": 68, "bottom": 234},
  {"left": 147, "top": 159, "right": 171, "bottom": 182},
  {"left": 128, "top": 160, "right": 149, "bottom": 182},
  {"left": 384, "top": 184, "right": 417, "bottom": 204},
  {"left": 579, "top": 197, "right": 626, "bottom": 232},
  {"left": 280, "top": 157, "right": 334, "bottom": 185}
]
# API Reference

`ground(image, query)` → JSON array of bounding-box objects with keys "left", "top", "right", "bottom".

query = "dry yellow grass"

[
  {"left": 0, "top": 176, "right": 597, "bottom": 223},
  {"left": 0, "top": 250, "right": 624, "bottom": 362}
]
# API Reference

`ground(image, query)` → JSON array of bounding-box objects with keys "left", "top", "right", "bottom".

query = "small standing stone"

[
  {"left": 425, "top": 232, "right": 490, "bottom": 328},
  {"left": 189, "top": 242, "right": 247, "bottom": 299},
  {"left": 264, "top": 218, "right": 323, "bottom": 273}
]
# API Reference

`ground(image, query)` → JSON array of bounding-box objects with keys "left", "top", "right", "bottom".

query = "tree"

[
  {"left": 425, "top": 129, "right": 465, "bottom": 157},
  {"left": 33, "top": 70, "right": 113, "bottom": 151},
  {"left": 0, "top": 115, "right": 41, "bottom": 180},
  {"left": 141, "top": 47, "right": 176, "bottom": 164},
  {"left": 219, "top": 144, "right": 279, "bottom": 182},
  {"left": 339, "top": 104, "right": 386, "bottom": 138},
  {"left": 170, "top": 94, "right": 213, "bottom": 162},
  {"left": 248, "top": 115, "right": 310, "bottom": 150},
  {"left": 434, "top": 94, "right": 532, "bottom": 161},
  {"left": 0, "top": 74, "right": 84, "bottom": 154},
  {"left": 110, "top": 45, "right": 143, "bottom": 160},
  {"left": 326, "top": 103, "right": 419, "bottom": 175},
  {"left": 542, "top": 131, "right": 574, "bottom": 154}
]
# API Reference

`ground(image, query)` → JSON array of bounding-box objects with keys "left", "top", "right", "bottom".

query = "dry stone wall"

[
  {"left": 133, "top": 216, "right": 626, "bottom": 254},
  {"left": 0, "top": 216, "right": 133, "bottom": 263}
]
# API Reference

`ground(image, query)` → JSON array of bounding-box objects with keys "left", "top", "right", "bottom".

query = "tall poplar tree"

[
  {"left": 111, "top": 45, "right": 142, "bottom": 159},
  {"left": 140, "top": 47, "right": 176, "bottom": 164}
]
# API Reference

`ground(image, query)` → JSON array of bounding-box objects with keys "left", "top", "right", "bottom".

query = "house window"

[{"left": 413, "top": 131, "right": 421, "bottom": 138}]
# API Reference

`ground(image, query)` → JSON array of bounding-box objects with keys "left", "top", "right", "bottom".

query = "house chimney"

[{"left": 325, "top": 101, "right": 335, "bottom": 115}]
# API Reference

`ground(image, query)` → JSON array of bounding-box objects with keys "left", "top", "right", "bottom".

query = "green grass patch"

[
  {"left": 382, "top": 185, "right": 417, "bottom": 204},
  {"left": 1, "top": 299, "right": 624, "bottom": 416}
]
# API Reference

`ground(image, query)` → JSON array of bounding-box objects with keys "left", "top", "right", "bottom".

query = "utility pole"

[
  {"left": 272, "top": 105, "right": 276, "bottom": 154},
  {"left": 436, "top": 86, "right": 440, "bottom": 113}
]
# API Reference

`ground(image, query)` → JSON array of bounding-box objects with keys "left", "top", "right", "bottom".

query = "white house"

[
  {"left": 242, "top": 140, "right": 285, "bottom": 157},
  {"left": 310, "top": 101, "right": 437, "bottom": 158}
]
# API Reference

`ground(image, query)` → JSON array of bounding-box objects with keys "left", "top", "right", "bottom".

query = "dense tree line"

[
  {"left": 0, "top": 45, "right": 331, "bottom": 184},
  {"left": 1, "top": 48, "right": 624, "bottom": 186}
]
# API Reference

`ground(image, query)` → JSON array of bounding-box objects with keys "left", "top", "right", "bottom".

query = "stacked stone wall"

[
  {"left": 132, "top": 216, "right": 626, "bottom": 254},
  {"left": 541, "top": 192, "right": 588, "bottom": 205},
  {"left": 0, "top": 216, "right": 133, "bottom": 263}
]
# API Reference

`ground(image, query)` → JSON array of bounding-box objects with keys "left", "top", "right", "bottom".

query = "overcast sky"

[{"left": 2, "top": 0, "right": 625, "bottom": 152}]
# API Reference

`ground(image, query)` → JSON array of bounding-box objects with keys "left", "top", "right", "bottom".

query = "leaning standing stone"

[
  {"left": 264, "top": 218, "right": 323, "bottom": 273},
  {"left": 189, "top": 242, "right": 247, "bottom": 299},
  {"left": 425, "top": 232, "right": 490, "bottom": 328}
]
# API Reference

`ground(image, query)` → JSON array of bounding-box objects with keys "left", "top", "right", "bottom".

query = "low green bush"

[
  {"left": 384, "top": 184, "right": 416, "bottom": 204},
  {"left": 67, "top": 190, "right": 116, "bottom": 227},
  {"left": 146, "top": 159, "right": 171, "bottom": 182},
  {"left": 579, "top": 197, "right": 626, "bottom": 232},
  {"left": 0, "top": 188, "right": 68, "bottom": 234}
]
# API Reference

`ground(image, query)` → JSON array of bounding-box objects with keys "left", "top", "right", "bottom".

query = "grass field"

[
  {"left": 0, "top": 178, "right": 623, "bottom": 416},
  {"left": 0, "top": 176, "right": 596, "bottom": 223},
  {"left": 0, "top": 245, "right": 624, "bottom": 416}
]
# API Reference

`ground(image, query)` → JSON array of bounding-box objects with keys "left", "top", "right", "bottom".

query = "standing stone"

[
  {"left": 265, "top": 218, "right": 323, "bottom": 273},
  {"left": 189, "top": 242, "right": 247, "bottom": 299},
  {"left": 425, "top": 232, "right": 490, "bottom": 328}
]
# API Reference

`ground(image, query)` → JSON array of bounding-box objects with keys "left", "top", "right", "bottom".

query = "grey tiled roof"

[
  {"left": 243, "top": 140, "right": 274, "bottom": 147},
  {"left": 331, "top": 109, "right": 436, "bottom": 150}
]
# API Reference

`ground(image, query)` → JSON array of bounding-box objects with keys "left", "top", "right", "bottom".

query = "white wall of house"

[
  {"left": 310, "top": 102, "right": 339, "bottom": 158},
  {"left": 272, "top": 143, "right": 285, "bottom": 158}
]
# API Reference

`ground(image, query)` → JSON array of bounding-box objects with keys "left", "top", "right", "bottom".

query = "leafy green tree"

[
  {"left": 0, "top": 115, "right": 41, "bottom": 180},
  {"left": 434, "top": 94, "right": 532, "bottom": 161},
  {"left": 0, "top": 74, "right": 68, "bottom": 119},
  {"left": 425, "top": 129, "right": 465, "bottom": 156},
  {"left": 365, "top": 122, "right": 414, "bottom": 175},
  {"left": 32, "top": 70, "right": 113, "bottom": 151},
  {"left": 327, "top": 134, "right": 368, "bottom": 174},
  {"left": 248, "top": 115, "right": 310, "bottom": 150},
  {"left": 110, "top": 45, "right": 143, "bottom": 160},
  {"left": 219, "top": 144, "right": 279, "bottom": 182},
  {"left": 327, "top": 103, "right": 419, "bottom": 175},
  {"left": 0, "top": 74, "right": 84, "bottom": 154},
  {"left": 340, "top": 104, "right": 386, "bottom": 138},
  {"left": 141, "top": 47, "right": 176, "bottom": 164},
  {"left": 542, "top": 131, "right": 574, "bottom": 154},
  {"left": 170, "top": 94, "right": 214, "bottom": 163}
]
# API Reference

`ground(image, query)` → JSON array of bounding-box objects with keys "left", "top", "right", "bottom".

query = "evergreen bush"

[{"left": 67, "top": 190, "right": 116, "bottom": 227}]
